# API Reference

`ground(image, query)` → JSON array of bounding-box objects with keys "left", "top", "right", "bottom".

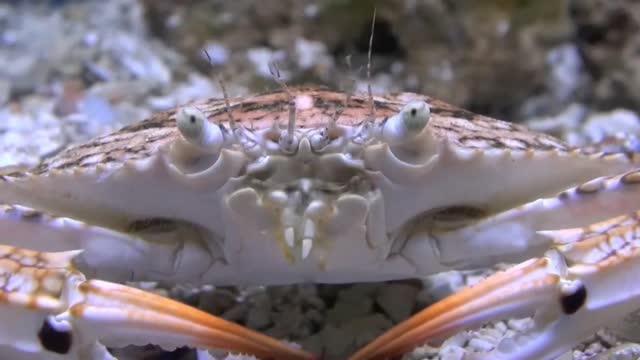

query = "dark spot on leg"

[
  {"left": 561, "top": 284, "right": 587, "bottom": 315},
  {"left": 38, "top": 318, "right": 72, "bottom": 354}
]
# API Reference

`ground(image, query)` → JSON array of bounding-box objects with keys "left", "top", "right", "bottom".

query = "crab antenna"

[
  {"left": 331, "top": 55, "right": 356, "bottom": 126},
  {"left": 203, "top": 49, "right": 213, "bottom": 65},
  {"left": 202, "top": 50, "right": 239, "bottom": 133},
  {"left": 217, "top": 78, "right": 238, "bottom": 132},
  {"left": 365, "top": 8, "right": 377, "bottom": 126},
  {"left": 269, "top": 61, "right": 296, "bottom": 141},
  {"left": 345, "top": 55, "right": 354, "bottom": 108}
]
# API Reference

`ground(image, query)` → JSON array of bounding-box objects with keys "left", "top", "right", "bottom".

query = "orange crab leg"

[
  {"left": 349, "top": 258, "right": 560, "bottom": 360},
  {"left": 70, "top": 279, "right": 315, "bottom": 359},
  {"left": 351, "top": 212, "right": 640, "bottom": 360},
  {"left": 0, "top": 245, "right": 315, "bottom": 360}
]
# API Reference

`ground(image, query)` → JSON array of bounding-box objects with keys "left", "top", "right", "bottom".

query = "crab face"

[{"left": 2, "top": 87, "right": 640, "bottom": 359}]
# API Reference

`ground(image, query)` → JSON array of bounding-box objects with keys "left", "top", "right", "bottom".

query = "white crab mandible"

[{"left": 1, "top": 87, "right": 640, "bottom": 360}]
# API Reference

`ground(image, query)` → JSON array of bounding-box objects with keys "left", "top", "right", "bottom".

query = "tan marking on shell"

[
  {"left": 621, "top": 170, "right": 640, "bottom": 184},
  {"left": 586, "top": 240, "right": 640, "bottom": 271},
  {"left": 576, "top": 178, "right": 603, "bottom": 194},
  {"left": 0, "top": 246, "right": 73, "bottom": 310},
  {"left": 27, "top": 87, "right": 572, "bottom": 175},
  {"left": 559, "top": 211, "right": 640, "bottom": 268},
  {"left": 585, "top": 214, "right": 634, "bottom": 236},
  {"left": 0, "top": 258, "right": 19, "bottom": 273}
]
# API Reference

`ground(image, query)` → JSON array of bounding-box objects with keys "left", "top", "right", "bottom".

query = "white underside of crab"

[{"left": 2, "top": 87, "right": 640, "bottom": 359}]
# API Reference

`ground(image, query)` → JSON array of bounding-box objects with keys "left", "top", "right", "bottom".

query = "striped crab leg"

[
  {"left": 350, "top": 210, "right": 640, "bottom": 360},
  {"left": 0, "top": 245, "right": 313, "bottom": 360}
]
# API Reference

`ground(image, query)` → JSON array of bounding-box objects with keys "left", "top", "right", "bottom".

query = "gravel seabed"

[{"left": 2, "top": 1, "right": 640, "bottom": 360}]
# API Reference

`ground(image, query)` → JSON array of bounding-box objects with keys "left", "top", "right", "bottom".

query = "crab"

[{"left": 1, "top": 85, "right": 640, "bottom": 360}]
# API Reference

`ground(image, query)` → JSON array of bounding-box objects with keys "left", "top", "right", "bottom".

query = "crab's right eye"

[{"left": 177, "top": 107, "right": 224, "bottom": 152}]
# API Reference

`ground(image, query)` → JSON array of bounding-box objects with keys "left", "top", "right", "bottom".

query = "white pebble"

[
  {"left": 507, "top": 318, "right": 534, "bottom": 332},
  {"left": 442, "top": 332, "right": 470, "bottom": 348},
  {"left": 440, "top": 345, "right": 466, "bottom": 360},
  {"left": 418, "top": 271, "right": 464, "bottom": 303},
  {"left": 468, "top": 338, "right": 496, "bottom": 352},
  {"left": 494, "top": 321, "right": 508, "bottom": 333}
]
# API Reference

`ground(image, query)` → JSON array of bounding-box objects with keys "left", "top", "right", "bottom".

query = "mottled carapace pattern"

[
  {"left": 28, "top": 87, "right": 570, "bottom": 174},
  {"left": 0, "top": 245, "right": 71, "bottom": 311},
  {"left": 556, "top": 205, "right": 640, "bottom": 268}
]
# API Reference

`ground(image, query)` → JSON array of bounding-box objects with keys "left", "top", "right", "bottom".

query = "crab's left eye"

[
  {"left": 176, "top": 107, "right": 224, "bottom": 152},
  {"left": 402, "top": 101, "right": 430, "bottom": 132},
  {"left": 381, "top": 100, "right": 430, "bottom": 144}
]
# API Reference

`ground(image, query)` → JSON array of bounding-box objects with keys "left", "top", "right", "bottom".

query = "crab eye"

[
  {"left": 381, "top": 100, "right": 430, "bottom": 143},
  {"left": 176, "top": 107, "right": 224, "bottom": 152},
  {"left": 402, "top": 101, "right": 430, "bottom": 132}
]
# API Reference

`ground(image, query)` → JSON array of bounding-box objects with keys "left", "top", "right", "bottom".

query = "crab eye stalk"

[
  {"left": 279, "top": 131, "right": 299, "bottom": 154},
  {"left": 381, "top": 100, "right": 431, "bottom": 144},
  {"left": 176, "top": 107, "right": 224, "bottom": 153}
]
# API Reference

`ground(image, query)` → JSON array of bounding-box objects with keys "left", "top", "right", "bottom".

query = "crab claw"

[
  {"left": 0, "top": 245, "right": 313, "bottom": 360},
  {"left": 350, "top": 212, "right": 640, "bottom": 360}
]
